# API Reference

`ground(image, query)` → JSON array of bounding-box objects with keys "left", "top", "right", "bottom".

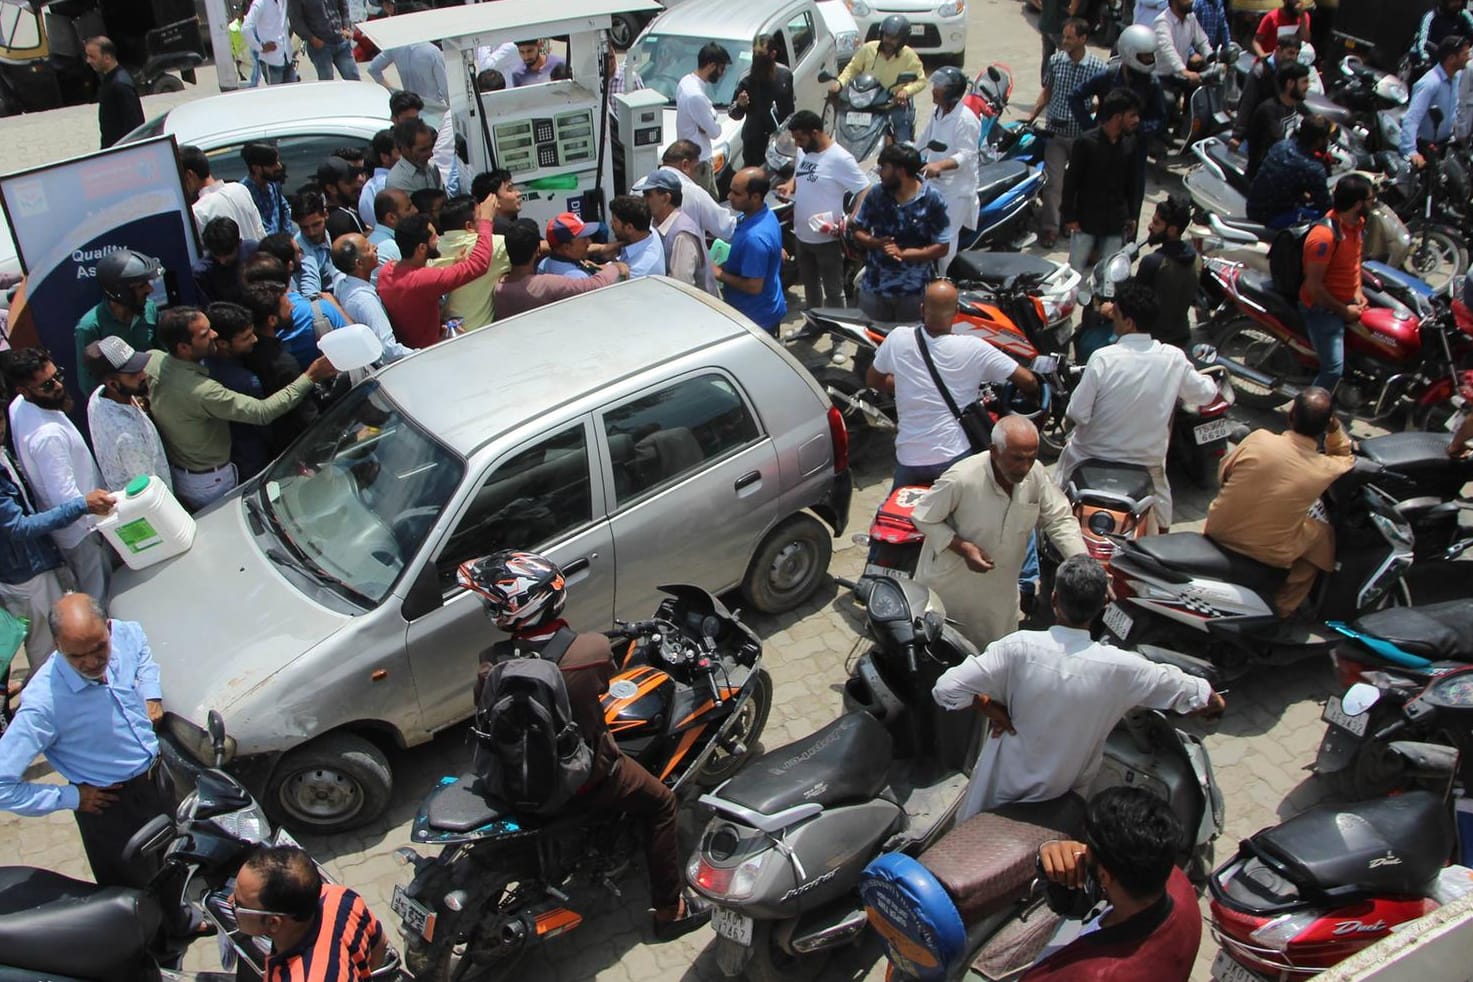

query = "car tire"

[
  {"left": 264, "top": 732, "right": 393, "bottom": 833},
  {"left": 742, "top": 514, "right": 834, "bottom": 614}
]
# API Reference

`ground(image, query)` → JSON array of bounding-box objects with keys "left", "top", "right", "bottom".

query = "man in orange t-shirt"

[{"left": 1298, "top": 174, "right": 1372, "bottom": 393}]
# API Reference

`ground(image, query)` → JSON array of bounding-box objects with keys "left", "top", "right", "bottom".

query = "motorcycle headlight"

[
  {"left": 938, "top": 0, "right": 965, "bottom": 15},
  {"left": 1369, "top": 506, "right": 1415, "bottom": 551},
  {"left": 209, "top": 800, "right": 273, "bottom": 844}
]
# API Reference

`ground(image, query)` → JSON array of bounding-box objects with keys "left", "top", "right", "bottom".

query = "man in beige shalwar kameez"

[{"left": 911, "top": 416, "right": 1087, "bottom": 650}]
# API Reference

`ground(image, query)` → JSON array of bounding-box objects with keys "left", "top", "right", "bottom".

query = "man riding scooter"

[{"left": 829, "top": 15, "right": 928, "bottom": 145}]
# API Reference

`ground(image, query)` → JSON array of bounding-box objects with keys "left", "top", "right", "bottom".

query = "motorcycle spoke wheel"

[
  {"left": 1213, "top": 317, "right": 1307, "bottom": 410},
  {"left": 407, "top": 877, "right": 525, "bottom": 982},
  {"left": 695, "top": 668, "right": 773, "bottom": 785},
  {"left": 1404, "top": 224, "right": 1468, "bottom": 296}
]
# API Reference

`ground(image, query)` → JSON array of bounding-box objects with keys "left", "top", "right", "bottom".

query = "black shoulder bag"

[{"left": 914, "top": 326, "right": 993, "bottom": 453}]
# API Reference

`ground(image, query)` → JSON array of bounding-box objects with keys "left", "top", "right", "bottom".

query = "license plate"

[
  {"left": 1322, "top": 697, "right": 1370, "bottom": 737},
  {"left": 1448, "top": 409, "right": 1468, "bottom": 433},
  {"left": 845, "top": 111, "right": 872, "bottom": 127},
  {"left": 1213, "top": 950, "right": 1271, "bottom": 982},
  {"left": 1102, "top": 603, "right": 1133, "bottom": 641},
  {"left": 863, "top": 563, "right": 909, "bottom": 580},
  {"left": 711, "top": 906, "right": 753, "bottom": 946},
  {"left": 391, "top": 884, "right": 436, "bottom": 941},
  {"left": 1194, "top": 418, "right": 1233, "bottom": 445}
]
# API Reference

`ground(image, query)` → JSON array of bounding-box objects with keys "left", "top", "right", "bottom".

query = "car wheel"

[
  {"left": 742, "top": 514, "right": 834, "bottom": 614},
  {"left": 608, "top": 13, "right": 641, "bottom": 50},
  {"left": 264, "top": 732, "right": 393, "bottom": 833}
]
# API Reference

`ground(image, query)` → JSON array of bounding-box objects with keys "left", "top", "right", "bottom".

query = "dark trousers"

[
  {"left": 580, "top": 755, "right": 681, "bottom": 910},
  {"left": 74, "top": 760, "right": 174, "bottom": 889}
]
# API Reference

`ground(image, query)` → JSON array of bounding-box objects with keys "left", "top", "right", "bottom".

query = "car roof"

[
  {"left": 647, "top": 0, "right": 806, "bottom": 39},
  {"left": 156, "top": 81, "right": 390, "bottom": 140},
  {"left": 374, "top": 277, "right": 752, "bottom": 456}
]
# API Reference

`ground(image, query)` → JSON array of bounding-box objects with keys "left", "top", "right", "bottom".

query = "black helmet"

[
  {"left": 97, "top": 249, "right": 161, "bottom": 307},
  {"left": 458, "top": 550, "right": 567, "bottom": 632},
  {"left": 929, "top": 66, "right": 968, "bottom": 106},
  {"left": 879, "top": 14, "right": 911, "bottom": 42}
]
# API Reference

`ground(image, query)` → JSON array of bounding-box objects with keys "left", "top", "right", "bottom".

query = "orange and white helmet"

[{"left": 458, "top": 550, "right": 567, "bottom": 631}]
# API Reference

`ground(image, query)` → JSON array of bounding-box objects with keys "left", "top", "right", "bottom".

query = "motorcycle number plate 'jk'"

[
  {"left": 712, "top": 906, "right": 754, "bottom": 946},
  {"left": 1102, "top": 603, "right": 1133, "bottom": 641},
  {"left": 862, "top": 563, "right": 909, "bottom": 580},
  {"left": 1322, "top": 698, "right": 1370, "bottom": 737},
  {"left": 846, "top": 111, "right": 874, "bottom": 127},
  {"left": 392, "top": 884, "right": 437, "bottom": 941},
  {"left": 1194, "top": 418, "right": 1232, "bottom": 445},
  {"left": 1212, "top": 950, "right": 1271, "bottom": 982}
]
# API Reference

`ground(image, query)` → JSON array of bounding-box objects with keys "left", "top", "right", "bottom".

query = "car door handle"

[
  {"left": 564, "top": 556, "right": 593, "bottom": 576},
  {"left": 734, "top": 471, "right": 762, "bottom": 491}
]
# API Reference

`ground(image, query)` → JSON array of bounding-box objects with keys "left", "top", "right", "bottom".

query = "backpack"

[
  {"left": 471, "top": 628, "right": 593, "bottom": 815},
  {"left": 1268, "top": 218, "right": 1340, "bottom": 300}
]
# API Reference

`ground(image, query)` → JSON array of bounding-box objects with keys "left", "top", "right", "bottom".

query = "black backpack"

[
  {"left": 472, "top": 628, "right": 593, "bottom": 815},
  {"left": 1268, "top": 218, "right": 1340, "bottom": 300}
]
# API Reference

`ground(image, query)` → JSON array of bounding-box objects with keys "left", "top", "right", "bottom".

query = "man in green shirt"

[
  {"left": 74, "top": 250, "right": 161, "bottom": 394},
  {"left": 429, "top": 194, "right": 508, "bottom": 330},
  {"left": 830, "top": 15, "right": 927, "bottom": 144},
  {"left": 146, "top": 306, "right": 337, "bottom": 510}
]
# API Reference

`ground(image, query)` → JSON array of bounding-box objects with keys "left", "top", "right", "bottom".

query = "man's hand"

[
  {"left": 76, "top": 784, "right": 121, "bottom": 814},
  {"left": 339, "top": 28, "right": 352, "bottom": 40},
  {"left": 736, "top": 90, "right": 750, "bottom": 108},
  {"left": 1342, "top": 300, "right": 1367, "bottom": 323},
  {"left": 776, "top": 180, "right": 795, "bottom": 199},
  {"left": 1183, "top": 70, "right": 1202, "bottom": 85},
  {"left": 476, "top": 195, "right": 499, "bottom": 221},
  {"left": 146, "top": 698, "right": 164, "bottom": 723},
  {"left": 894, "top": 89, "right": 910, "bottom": 106},
  {"left": 1039, "top": 840, "right": 1090, "bottom": 889},
  {"left": 883, "top": 240, "right": 905, "bottom": 261},
  {"left": 1411, "top": 152, "right": 1427, "bottom": 169},
  {"left": 1228, "top": 137, "right": 1242, "bottom": 151},
  {"left": 951, "top": 537, "right": 995, "bottom": 573},
  {"left": 262, "top": 41, "right": 278, "bottom": 52},
  {"left": 975, "top": 696, "right": 1016, "bottom": 736},
  {"left": 85, "top": 490, "right": 116, "bottom": 516},
  {"left": 828, "top": 80, "right": 842, "bottom": 94},
  {"left": 613, "top": 261, "right": 631, "bottom": 280},
  {"left": 306, "top": 356, "right": 340, "bottom": 382},
  {"left": 921, "top": 162, "right": 945, "bottom": 179},
  {"left": 1063, "top": 221, "right": 1080, "bottom": 234},
  {"left": 309, "top": 36, "right": 325, "bottom": 48},
  {"left": 1196, "top": 690, "right": 1227, "bottom": 720}
]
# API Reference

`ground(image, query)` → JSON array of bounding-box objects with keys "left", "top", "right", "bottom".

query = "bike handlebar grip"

[{"left": 1373, "top": 718, "right": 1408, "bottom": 742}]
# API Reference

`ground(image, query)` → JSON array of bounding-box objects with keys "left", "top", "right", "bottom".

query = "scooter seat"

[
  {"left": 717, "top": 712, "right": 893, "bottom": 817},
  {"left": 0, "top": 866, "right": 162, "bottom": 977},
  {"left": 948, "top": 250, "right": 1057, "bottom": 287},
  {"left": 1249, "top": 791, "right": 1452, "bottom": 899},
  {"left": 1348, "top": 600, "right": 1473, "bottom": 661},
  {"left": 1235, "top": 269, "right": 1303, "bottom": 330},
  {"left": 423, "top": 775, "right": 510, "bottom": 833},
  {"left": 975, "top": 160, "right": 1030, "bottom": 200},
  {"left": 1204, "top": 142, "right": 1251, "bottom": 194},
  {"left": 918, "top": 795, "right": 1085, "bottom": 924},
  {"left": 1069, "top": 460, "right": 1156, "bottom": 504},
  {"left": 1133, "top": 532, "right": 1287, "bottom": 593},
  {"left": 1359, "top": 431, "right": 1463, "bottom": 474},
  {"left": 1217, "top": 216, "right": 1270, "bottom": 240}
]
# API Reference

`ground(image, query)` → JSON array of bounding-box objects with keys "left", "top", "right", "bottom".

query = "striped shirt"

[
  {"left": 1044, "top": 52, "right": 1106, "bottom": 139},
  {"left": 263, "top": 885, "right": 384, "bottom": 982}
]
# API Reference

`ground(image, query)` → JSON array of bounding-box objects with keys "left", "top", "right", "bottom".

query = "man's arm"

[
  {"left": 1059, "top": 136, "right": 1087, "bottom": 228},
  {"left": 1065, "top": 360, "right": 1099, "bottom": 426},
  {"left": 699, "top": 93, "right": 722, "bottom": 138},
  {"left": 0, "top": 484, "right": 89, "bottom": 539},
  {"left": 1456, "top": 66, "right": 1473, "bottom": 144},
  {"left": 25, "top": 430, "right": 88, "bottom": 523},
  {"left": 1127, "top": 657, "right": 1213, "bottom": 715},
  {"left": 1038, "top": 477, "right": 1086, "bottom": 557},
  {"left": 367, "top": 48, "right": 397, "bottom": 87},
  {"left": 0, "top": 709, "right": 81, "bottom": 816},
  {"left": 727, "top": 75, "right": 751, "bottom": 120},
  {"left": 347, "top": 293, "right": 414, "bottom": 362},
  {"left": 1324, "top": 415, "right": 1352, "bottom": 457},
  {"left": 1232, "top": 67, "right": 1262, "bottom": 142},
  {"left": 897, "top": 47, "right": 928, "bottom": 98},
  {"left": 1191, "top": 16, "right": 1211, "bottom": 57},
  {"left": 416, "top": 219, "right": 496, "bottom": 294},
  {"left": 195, "top": 372, "right": 317, "bottom": 426},
  {"left": 120, "top": 622, "right": 163, "bottom": 702},
  {"left": 931, "top": 639, "right": 1008, "bottom": 710},
  {"left": 836, "top": 42, "right": 871, "bottom": 87},
  {"left": 1068, "top": 70, "right": 1105, "bottom": 132},
  {"left": 296, "top": 247, "right": 324, "bottom": 299},
  {"left": 1179, "top": 362, "right": 1220, "bottom": 409},
  {"left": 1401, "top": 77, "right": 1433, "bottom": 159}
]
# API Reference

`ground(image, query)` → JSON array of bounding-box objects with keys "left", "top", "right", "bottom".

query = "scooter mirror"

[
  {"left": 1342, "top": 682, "right": 1381, "bottom": 717},
  {"left": 1191, "top": 343, "right": 1218, "bottom": 365},
  {"left": 926, "top": 140, "right": 948, "bottom": 152},
  {"left": 818, "top": 70, "right": 835, "bottom": 82}
]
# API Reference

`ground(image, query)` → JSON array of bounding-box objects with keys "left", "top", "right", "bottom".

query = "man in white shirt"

[
  {"left": 920, "top": 67, "right": 982, "bottom": 272},
  {"left": 83, "top": 339, "right": 173, "bottom": 493},
  {"left": 180, "top": 145, "right": 267, "bottom": 242},
  {"left": 608, "top": 195, "right": 666, "bottom": 279},
  {"left": 660, "top": 141, "right": 737, "bottom": 240},
  {"left": 780, "top": 109, "right": 870, "bottom": 310},
  {"left": 1057, "top": 280, "right": 1216, "bottom": 529},
  {"left": 476, "top": 40, "right": 522, "bottom": 80},
  {"left": 675, "top": 43, "right": 731, "bottom": 199},
  {"left": 1134, "top": 0, "right": 1168, "bottom": 27},
  {"left": 867, "top": 279, "right": 1038, "bottom": 489},
  {"left": 242, "top": 0, "right": 296, "bottom": 84},
  {"left": 3, "top": 349, "right": 111, "bottom": 600},
  {"left": 1154, "top": 0, "right": 1211, "bottom": 101},
  {"left": 933, "top": 554, "right": 1224, "bottom": 820}
]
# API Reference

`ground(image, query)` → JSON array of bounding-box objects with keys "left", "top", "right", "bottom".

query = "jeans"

[
  {"left": 0, "top": 564, "right": 74, "bottom": 675},
  {"left": 796, "top": 239, "right": 848, "bottom": 308},
  {"left": 305, "top": 37, "right": 359, "bottom": 80},
  {"left": 1300, "top": 302, "right": 1346, "bottom": 391},
  {"left": 61, "top": 536, "right": 109, "bottom": 604},
  {"left": 262, "top": 59, "right": 298, "bottom": 84},
  {"left": 859, "top": 288, "right": 923, "bottom": 323},
  {"left": 1067, "top": 231, "right": 1123, "bottom": 275},
  {"left": 172, "top": 463, "right": 239, "bottom": 512}
]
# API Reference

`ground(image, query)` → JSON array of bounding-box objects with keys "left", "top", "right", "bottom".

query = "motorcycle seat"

[
  {"left": 918, "top": 795, "right": 1085, "bottom": 925},
  {"left": 422, "top": 775, "right": 511, "bottom": 833},
  {"left": 0, "top": 866, "right": 162, "bottom": 977},
  {"left": 1204, "top": 142, "right": 1251, "bottom": 194},
  {"left": 1217, "top": 216, "right": 1270, "bottom": 239},
  {"left": 807, "top": 307, "right": 871, "bottom": 329},
  {"left": 1357, "top": 431, "right": 1459, "bottom": 472},
  {"left": 716, "top": 712, "right": 893, "bottom": 817},
  {"left": 1134, "top": 533, "right": 1287, "bottom": 593},
  {"left": 1069, "top": 460, "right": 1156, "bottom": 503},
  {"left": 948, "top": 251, "right": 1056, "bottom": 287},
  {"left": 1348, "top": 600, "right": 1473, "bottom": 661},
  {"left": 975, "top": 160, "right": 1031, "bottom": 200},
  {"left": 1235, "top": 269, "right": 1303, "bottom": 330},
  {"left": 1249, "top": 791, "right": 1452, "bottom": 899}
]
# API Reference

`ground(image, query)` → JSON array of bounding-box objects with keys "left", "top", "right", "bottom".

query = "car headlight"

[
  {"left": 209, "top": 800, "right": 273, "bottom": 844},
  {"left": 836, "top": 30, "right": 858, "bottom": 55},
  {"left": 848, "top": 0, "right": 872, "bottom": 16},
  {"left": 938, "top": 0, "right": 965, "bottom": 15}
]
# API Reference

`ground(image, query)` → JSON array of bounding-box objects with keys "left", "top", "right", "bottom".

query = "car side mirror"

[
  {"left": 401, "top": 562, "right": 445, "bottom": 621},
  {"left": 817, "top": 70, "right": 835, "bottom": 82}
]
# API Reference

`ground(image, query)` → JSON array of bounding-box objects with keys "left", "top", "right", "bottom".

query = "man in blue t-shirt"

[
  {"left": 852, "top": 144, "right": 950, "bottom": 323},
  {"left": 715, "top": 167, "right": 786, "bottom": 334}
]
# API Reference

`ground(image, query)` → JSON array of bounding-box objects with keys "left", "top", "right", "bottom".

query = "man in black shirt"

[
  {"left": 85, "top": 36, "right": 144, "bottom": 148},
  {"left": 319, "top": 157, "right": 368, "bottom": 240},
  {"left": 1061, "top": 88, "right": 1143, "bottom": 275},
  {"left": 1231, "top": 34, "right": 1301, "bottom": 151},
  {"left": 1245, "top": 60, "right": 1309, "bottom": 179},
  {"left": 1135, "top": 195, "right": 1199, "bottom": 350},
  {"left": 729, "top": 33, "right": 795, "bottom": 171}
]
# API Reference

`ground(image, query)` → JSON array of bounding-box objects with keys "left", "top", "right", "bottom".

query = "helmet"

[
  {"left": 458, "top": 551, "right": 567, "bottom": 632},
  {"left": 929, "top": 66, "right": 968, "bottom": 106},
  {"left": 879, "top": 14, "right": 910, "bottom": 42},
  {"left": 1117, "top": 24, "right": 1158, "bottom": 74},
  {"left": 96, "top": 249, "right": 161, "bottom": 307}
]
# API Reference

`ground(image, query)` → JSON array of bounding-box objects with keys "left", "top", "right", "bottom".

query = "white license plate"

[
  {"left": 1194, "top": 418, "right": 1233, "bottom": 445},
  {"left": 391, "top": 884, "right": 437, "bottom": 941},
  {"left": 863, "top": 563, "right": 909, "bottom": 580},
  {"left": 844, "top": 111, "right": 873, "bottom": 127},
  {"left": 1322, "top": 697, "right": 1370, "bottom": 737},
  {"left": 1212, "top": 950, "right": 1271, "bottom": 982},
  {"left": 1102, "top": 602, "right": 1133, "bottom": 641},
  {"left": 1448, "top": 409, "right": 1468, "bottom": 433},
  {"left": 711, "top": 906, "right": 753, "bottom": 946}
]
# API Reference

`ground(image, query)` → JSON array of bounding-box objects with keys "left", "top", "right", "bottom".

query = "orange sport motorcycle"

[{"left": 390, "top": 585, "right": 770, "bottom": 981}]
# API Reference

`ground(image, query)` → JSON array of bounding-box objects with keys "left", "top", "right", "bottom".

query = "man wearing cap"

[
  {"left": 716, "top": 167, "right": 786, "bottom": 335},
  {"left": 538, "top": 212, "right": 605, "bottom": 279},
  {"left": 377, "top": 195, "right": 498, "bottom": 348},
  {"left": 84, "top": 339, "right": 172, "bottom": 494},
  {"left": 320, "top": 157, "right": 368, "bottom": 240},
  {"left": 495, "top": 223, "right": 628, "bottom": 320},
  {"left": 635, "top": 169, "right": 718, "bottom": 296}
]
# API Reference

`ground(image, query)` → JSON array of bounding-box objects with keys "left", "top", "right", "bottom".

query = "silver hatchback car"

[{"left": 111, "top": 278, "right": 851, "bottom": 832}]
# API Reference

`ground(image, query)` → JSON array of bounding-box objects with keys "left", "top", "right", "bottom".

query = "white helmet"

[{"left": 1117, "top": 24, "right": 1158, "bottom": 74}]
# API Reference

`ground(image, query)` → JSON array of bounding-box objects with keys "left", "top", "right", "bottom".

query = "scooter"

[
  {"left": 1323, "top": 52, "right": 1410, "bottom": 155},
  {"left": 390, "top": 587, "right": 770, "bottom": 981},
  {"left": 689, "top": 574, "right": 983, "bottom": 981},
  {"left": 822, "top": 69, "right": 921, "bottom": 163},
  {"left": 1175, "top": 44, "right": 1242, "bottom": 155},
  {"left": 1209, "top": 667, "right": 1473, "bottom": 982},
  {"left": 859, "top": 646, "right": 1225, "bottom": 981},
  {"left": 966, "top": 64, "right": 1046, "bottom": 167}
]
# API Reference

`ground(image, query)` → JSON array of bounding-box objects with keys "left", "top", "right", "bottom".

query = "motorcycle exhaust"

[
  {"left": 1204, "top": 351, "right": 1283, "bottom": 394},
  {"left": 790, "top": 907, "right": 869, "bottom": 953}
]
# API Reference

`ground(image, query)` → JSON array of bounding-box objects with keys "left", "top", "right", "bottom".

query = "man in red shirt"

[
  {"left": 1253, "top": 0, "right": 1310, "bottom": 58},
  {"left": 1023, "top": 787, "right": 1200, "bottom": 981},
  {"left": 231, "top": 844, "right": 387, "bottom": 982},
  {"left": 1298, "top": 174, "right": 1372, "bottom": 393},
  {"left": 377, "top": 194, "right": 497, "bottom": 347}
]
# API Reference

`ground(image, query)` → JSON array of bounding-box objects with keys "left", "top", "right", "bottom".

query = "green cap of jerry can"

[{"left": 125, "top": 476, "right": 151, "bottom": 497}]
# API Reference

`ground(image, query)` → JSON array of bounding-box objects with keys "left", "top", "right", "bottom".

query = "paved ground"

[{"left": 0, "top": 3, "right": 1379, "bottom": 980}]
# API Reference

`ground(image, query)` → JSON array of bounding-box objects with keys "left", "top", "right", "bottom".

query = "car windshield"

[
  {"left": 258, "top": 383, "right": 464, "bottom": 607},
  {"left": 627, "top": 34, "right": 751, "bottom": 108}
]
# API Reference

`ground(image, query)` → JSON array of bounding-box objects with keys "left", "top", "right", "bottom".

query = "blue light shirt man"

[
  {"left": 1400, "top": 37, "right": 1469, "bottom": 162},
  {"left": 368, "top": 41, "right": 448, "bottom": 106},
  {"left": 715, "top": 167, "right": 786, "bottom": 335}
]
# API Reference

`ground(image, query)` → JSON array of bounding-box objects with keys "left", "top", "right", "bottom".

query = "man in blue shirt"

[
  {"left": 0, "top": 594, "right": 169, "bottom": 889},
  {"left": 1246, "top": 114, "right": 1333, "bottom": 228},
  {"left": 291, "top": 191, "right": 343, "bottom": 299},
  {"left": 715, "top": 167, "right": 786, "bottom": 335},
  {"left": 608, "top": 195, "right": 666, "bottom": 280},
  {"left": 850, "top": 144, "right": 950, "bottom": 322},
  {"left": 241, "top": 142, "right": 293, "bottom": 237},
  {"left": 1402, "top": 35, "right": 1470, "bottom": 167}
]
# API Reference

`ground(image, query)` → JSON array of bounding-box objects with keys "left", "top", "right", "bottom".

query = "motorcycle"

[
  {"left": 689, "top": 573, "right": 982, "bottom": 982},
  {"left": 858, "top": 646, "right": 1224, "bottom": 982},
  {"left": 821, "top": 69, "right": 921, "bottom": 163},
  {"left": 0, "top": 711, "right": 399, "bottom": 981},
  {"left": 389, "top": 586, "right": 770, "bottom": 982},
  {"left": 1209, "top": 666, "right": 1473, "bottom": 981},
  {"left": 967, "top": 64, "right": 1047, "bottom": 168},
  {"left": 1175, "top": 44, "right": 1243, "bottom": 155},
  {"left": 1323, "top": 52, "right": 1410, "bottom": 155},
  {"left": 1378, "top": 131, "right": 1473, "bottom": 297}
]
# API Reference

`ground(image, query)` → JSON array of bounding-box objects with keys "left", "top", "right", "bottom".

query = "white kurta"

[
  {"left": 933, "top": 625, "right": 1212, "bottom": 819},
  {"left": 911, "top": 453, "right": 1086, "bottom": 650},
  {"left": 920, "top": 102, "right": 982, "bottom": 267}
]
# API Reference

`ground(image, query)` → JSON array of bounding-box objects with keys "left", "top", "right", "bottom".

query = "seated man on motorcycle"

[
  {"left": 1204, "top": 387, "right": 1354, "bottom": 617},
  {"left": 1151, "top": 0, "right": 1211, "bottom": 111},
  {"left": 1057, "top": 279, "right": 1217, "bottom": 531},
  {"left": 1231, "top": 33, "right": 1302, "bottom": 151},
  {"left": 1245, "top": 113, "right": 1332, "bottom": 228},
  {"left": 1023, "top": 787, "right": 1202, "bottom": 981},
  {"left": 1070, "top": 24, "right": 1167, "bottom": 217},
  {"left": 462, "top": 551, "right": 712, "bottom": 941},
  {"left": 829, "top": 14, "right": 928, "bottom": 145},
  {"left": 1134, "top": 194, "right": 1199, "bottom": 351},
  {"left": 1408, "top": 0, "right": 1473, "bottom": 75},
  {"left": 932, "top": 554, "right": 1224, "bottom": 820}
]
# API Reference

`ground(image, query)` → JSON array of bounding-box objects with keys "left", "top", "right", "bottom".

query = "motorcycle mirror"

[
  {"left": 987, "top": 66, "right": 1002, "bottom": 81},
  {"left": 1191, "top": 342, "right": 1218, "bottom": 365},
  {"left": 1342, "top": 682, "right": 1382, "bottom": 717},
  {"left": 207, "top": 709, "right": 227, "bottom": 764},
  {"left": 818, "top": 70, "right": 835, "bottom": 82},
  {"left": 926, "top": 140, "right": 948, "bottom": 152}
]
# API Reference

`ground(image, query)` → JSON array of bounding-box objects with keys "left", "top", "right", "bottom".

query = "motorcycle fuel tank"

[
  {"left": 955, "top": 302, "right": 1038, "bottom": 360},
  {"left": 1349, "top": 306, "right": 1421, "bottom": 364},
  {"left": 601, "top": 665, "right": 676, "bottom": 759}
]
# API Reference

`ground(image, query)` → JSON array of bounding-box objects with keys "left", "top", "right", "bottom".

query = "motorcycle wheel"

[
  {"left": 1213, "top": 316, "right": 1309, "bottom": 410},
  {"left": 746, "top": 921, "right": 830, "bottom": 982},
  {"left": 1414, "top": 395, "right": 1462, "bottom": 435},
  {"left": 1318, "top": 709, "right": 1410, "bottom": 801},
  {"left": 406, "top": 876, "right": 523, "bottom": 982},
  {"left": 813, "top": 365, "right": 881, "bottom": 460},
  {"left": 695, "top": 668, "right": 774, "bottom": 785},
  {"left": 1402, "top": 221, "right": 1468, "bottom": 297}
]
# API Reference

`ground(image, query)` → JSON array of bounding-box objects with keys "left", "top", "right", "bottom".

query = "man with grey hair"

[
  {"left": 911, "top": 415, "right": 1087, "bottom": 649},
  {"left": 331, "top": 234, "right": 413, "bottom": 365},
  {"left": 934, "top": 554, "right": 1226, "bottom": 819}
]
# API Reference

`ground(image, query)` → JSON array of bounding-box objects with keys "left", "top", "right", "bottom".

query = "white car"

[{"left": 849, "top": 0, "right": 968, "bottom": 61}]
